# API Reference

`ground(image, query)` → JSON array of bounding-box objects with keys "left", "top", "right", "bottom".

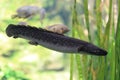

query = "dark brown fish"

[{"left": 6, "top": 24, "right": 107, "bottom": 56}]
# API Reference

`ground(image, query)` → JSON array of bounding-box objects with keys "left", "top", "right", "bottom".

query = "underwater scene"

[{"left": 0, "top": 0, "right": 119, "bottom": 80}]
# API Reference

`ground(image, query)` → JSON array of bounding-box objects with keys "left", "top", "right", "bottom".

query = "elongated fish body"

[{"left": 6, "top": 24, "right": 107, "bottom": 56}]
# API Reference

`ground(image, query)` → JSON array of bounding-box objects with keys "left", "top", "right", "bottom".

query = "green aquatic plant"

[
  {"left": 0, "top": 66, "right": 29, "bottom": 80},
  {"left": 71, "top": 0, "right": 119, "bottom": 80},
  {"left": 115, "top": 0, "right": 120, "bottom": 79}
]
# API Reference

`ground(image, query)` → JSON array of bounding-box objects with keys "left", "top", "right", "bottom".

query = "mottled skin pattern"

[{"left": 6, "top": 24, "right": 107, "bottom": 56}]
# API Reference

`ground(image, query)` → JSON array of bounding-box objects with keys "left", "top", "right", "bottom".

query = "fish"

[{"left": 6, "top": 24, "right": 107, "bottom": 56}]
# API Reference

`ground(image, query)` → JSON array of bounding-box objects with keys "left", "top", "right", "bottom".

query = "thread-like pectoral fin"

[
  {"left": 13, "top": 35, "right": 19, "bottom": 38},
  {"left": 28, "top": 41, "right": 38, "bottom": 46}
]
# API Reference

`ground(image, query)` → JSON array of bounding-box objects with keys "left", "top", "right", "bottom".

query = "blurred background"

[
  {"left": 0, "top": 0, "right": 119, "bottom": 80},
  {"left": 0, "top": 0, "right": 72, "bottom": 80}
]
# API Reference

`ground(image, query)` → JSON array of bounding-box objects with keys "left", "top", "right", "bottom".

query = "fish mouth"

[
  {"left": 6, "top": 24, "right": 13, "bottom": 37},
  {"left": 6, "top": 24, "right": 19, "bottom": 38}
]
